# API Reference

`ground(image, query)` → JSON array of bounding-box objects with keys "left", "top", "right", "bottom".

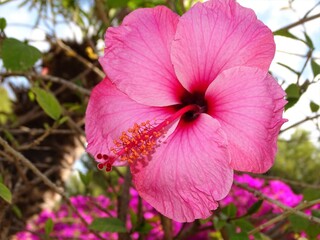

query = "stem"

[
  {"left": 160, "top": 215, "right": 173, "bottom": 240},
  {"left": 117, "top": 168, "right": 132, "bottom": 240}
]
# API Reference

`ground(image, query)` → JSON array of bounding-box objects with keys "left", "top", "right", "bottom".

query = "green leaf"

[
  {"left": 289, "top": 215, "right": 309, "bottom": 232},
  {"left": 310, "top": 101, "right": 319, "bottom": 112},
  {"left": 0, "top": 182, "right": 12, "bottom": 204},
  {"left": 12, "top": 205, "right": 22, "bottom": 219},
  {"left": 304, "top": 32, "right": 314, "bottom": 49},
  {"left": 0, "top": 87, "right": 12, "bottom": 124},
  {"left": 31, "top": 87, "right": 62, "bottom": 120},
  {"left": 58, "top": 116, "right": 69, "bottom": 125},
  {"left": 225, "top": 223, "right": 249, "bottom": 240},
  {"left": 303, "top": 188, "right": 320, "bottom": 201},
  {"left": 129, "top": 210, "right": 138, "bottom": 229},
  {"left": 213, "top": 216, "right": 227, "bottom": 231},
  {"left": 246, "top": 200, "right": 263, "bottom": 216},
  {"left": 45, "top": 218, "right": 54, "bottom": 236},
  {"left": 311, "top": 59, "right": 320, "bottom": 78},
  {"left": 136, "top": 222, "right": 153, "bottom": 234},
  {"left": 108, "top": 0, "right": 128, "bottom": 8},
  {"left": 312, "top": 210, "right": 320, "bottom": 218},
  {"left": 1, "top": 38, "right": 41, "bottom": 71},
  {"left": 232, "top": 219, "right": 254, "bottom": 232},
  {"left": 89, "top": 217, "right": 127, "bottom": 233},
  {"left": 230, "top": 232, "right": 248, "bottom": 240},
  {"left": 79, "top": 170, "right": 93, "bottom": 186},
  {"left": 289, "top": 214, "right": 320, "bottom": 239},
  {"left": 273, "top": 29, "right": 299, "bottom": 40},
  {"left": 222, "top": 203, "right": 237, "bottom": 218},
  {"left": 0, "top": 18, "right": 6, "bottom": 31},
  {"left": 285, "top": 84, "right": 300, "bottom": 99},
  {"left": 285, "top": 98, "right": 299, "bottom": 110},
  {"left": 306, "top": 223, "right": 320, "bottom": 239}
]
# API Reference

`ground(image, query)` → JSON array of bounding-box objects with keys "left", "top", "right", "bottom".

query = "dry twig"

[{"left": 0, "top": 136, "right": 104, "bottom": 240}]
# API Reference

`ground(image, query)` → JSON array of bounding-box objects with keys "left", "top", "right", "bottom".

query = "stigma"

[{"left": 96, "top": 104, "right": 200, "bottom": 172}]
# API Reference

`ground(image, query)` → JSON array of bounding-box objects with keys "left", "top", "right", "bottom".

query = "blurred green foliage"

[{"left": 272, "top": 129, "right": 320, "bottom": 186}]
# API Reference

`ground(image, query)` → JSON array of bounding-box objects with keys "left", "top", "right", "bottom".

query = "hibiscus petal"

[
  {"left": 171, "top": 0, "right": 275, "bottom": 92},
  {"left": 132, "top": 114, "right": 233, "bottom": 222},
  {"left": 100, "top": 6, "right": 185, "bottom": 106},
  {"left": 205, "top": 67, "right": 286, "bottom": 173},
  {"left": 85, "top": 78, "right": 175, "bottom": 165}
]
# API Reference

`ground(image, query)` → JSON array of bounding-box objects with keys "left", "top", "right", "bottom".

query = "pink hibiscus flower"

[{"left": 85, "top": 0, "right": 286, "bottom": 222}]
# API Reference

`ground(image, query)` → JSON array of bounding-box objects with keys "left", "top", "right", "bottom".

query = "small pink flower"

[{"left": 86, "top": 0, "right": 286, "bottom": 222}]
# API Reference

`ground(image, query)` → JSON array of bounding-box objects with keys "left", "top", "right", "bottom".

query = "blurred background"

[{"left": 0, "top": 0, "right": 320, "bottom": 239}]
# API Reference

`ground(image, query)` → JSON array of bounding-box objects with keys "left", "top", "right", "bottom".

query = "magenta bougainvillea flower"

[{"left": 85, "top": 0, "right": 286, "bottom": 222}]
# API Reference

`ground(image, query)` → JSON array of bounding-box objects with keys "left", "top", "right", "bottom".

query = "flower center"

[
  {"left": 96, "top": 104, "right": 200, "bottom": 172},
  {"left": 180, "top": 91, "right": 208, "bottom": 122}
]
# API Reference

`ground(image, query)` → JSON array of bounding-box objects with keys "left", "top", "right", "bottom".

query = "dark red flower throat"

[{"left": 179, "top": 91, "right": 208, "bottom": 122}]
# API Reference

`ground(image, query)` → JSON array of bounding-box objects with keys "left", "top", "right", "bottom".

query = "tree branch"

[
  {"left": 0, "top": 136, "right": 104, "bottom": 240},
  {"left": 234, "top": 181, "right": 320, "bottom": 235},
  {"left": 0, "top": 72, "right": 91, "bottom": 96},
  {"left": 280, "top": 114, "right": 320, "bottom": 133},
  {"left": 246, "top": 173, "right": 320, "bottom": 189},
  {"left": 275, "top": 12, "right": 320, "bottom": 32},
  {"left": 56, "top": 39, "right": 105, "bottom": 79}
]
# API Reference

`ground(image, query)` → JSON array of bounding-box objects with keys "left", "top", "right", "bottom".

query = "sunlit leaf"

[
  {"left": 0, "top": 87, "right": 12, "bottom": 124},
  {"left": 0, "top": 182, "right": 12, "bottom": 204},
  {"left": 1, "top": 38, "right": 41, "bottom": 71},
  {"left": 31, "top": 87, "right": 62, "bottom": 120}
]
